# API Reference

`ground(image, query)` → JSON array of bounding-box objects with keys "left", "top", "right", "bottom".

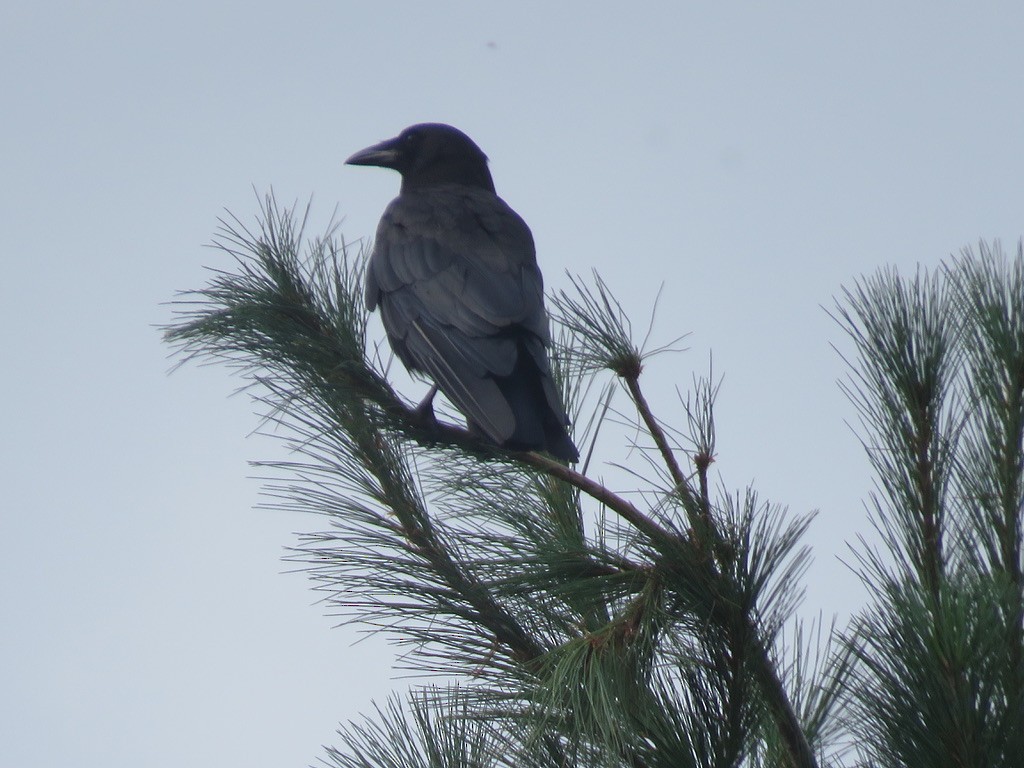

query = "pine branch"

[
  {"left": 167, "top": 195, "right": 827, "bottom": 768},
  {"left": 552, "top": 275, "right": 820, "bottom": 768},
  {"left": 836, "top": 248, "right": 1024, "bottom": 768},
  {"left": 949, "top": 240, "right": 1024, "bottom": 757},
  {"left": 831, "top": 266, "right": 962, "bottom": 596}
]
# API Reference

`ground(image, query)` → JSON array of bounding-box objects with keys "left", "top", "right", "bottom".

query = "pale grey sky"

[{"left": 3, "top": 2, "right": 1023, "bottom": 766}]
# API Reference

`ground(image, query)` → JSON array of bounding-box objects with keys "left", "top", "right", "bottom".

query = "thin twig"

[
  {"left": 623, "top": 376, "right": 690, "bottom": 496},
  {"left": 395, "top": 401, "right": 684, "bottom": 552}
]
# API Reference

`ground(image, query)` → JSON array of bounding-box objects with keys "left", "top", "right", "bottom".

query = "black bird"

[{"left": 346, "top": 123, "right": 579, "bottom": 462}]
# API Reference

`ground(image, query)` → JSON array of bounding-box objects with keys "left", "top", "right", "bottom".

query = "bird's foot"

[{"left": 411, "top": 386, "right": 440, "bottom": 433}]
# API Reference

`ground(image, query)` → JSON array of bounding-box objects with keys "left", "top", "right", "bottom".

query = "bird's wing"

[
  {"left": 365, "top": 186, "right": 551, "bottom": 443},
  {"left": 407, "top": 317, "right": 517, "bottom": 442},
  {"left": 367, "top": 187, "right": 549, "bottom": 340}
]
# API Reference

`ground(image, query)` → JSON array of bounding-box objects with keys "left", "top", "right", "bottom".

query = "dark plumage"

[{"left": 346, "top": 123, "right": 579, "bottom": 462}]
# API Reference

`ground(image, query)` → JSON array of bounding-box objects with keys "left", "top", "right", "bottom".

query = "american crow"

[{"left": 346, "top": 123, "right": 579, "bottom": 462}]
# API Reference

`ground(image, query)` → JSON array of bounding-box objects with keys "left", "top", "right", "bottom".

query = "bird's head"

[{"left": 345, "top": 123, "right": 495, "bottom": 193}]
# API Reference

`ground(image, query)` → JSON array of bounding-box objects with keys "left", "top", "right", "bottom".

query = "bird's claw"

[{"left": 411, "top": 385, "right": 440, "bottom": 433}]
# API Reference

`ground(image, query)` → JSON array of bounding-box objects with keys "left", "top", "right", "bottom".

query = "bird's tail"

[{"left": 497, "top": 343, "right": 579, "bottom": 463}]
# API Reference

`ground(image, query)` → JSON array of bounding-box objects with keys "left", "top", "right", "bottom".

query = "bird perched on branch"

[{"left": 346, "top": 123, "right": 579, "bottom": 462}]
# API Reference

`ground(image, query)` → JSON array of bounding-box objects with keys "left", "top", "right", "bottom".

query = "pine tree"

[{"left": 165, "top": 197, "right": 1023, "bottom": 768}]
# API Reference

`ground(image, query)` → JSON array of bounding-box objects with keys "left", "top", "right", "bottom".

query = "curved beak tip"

[{"left": 345, "top": 138, "right": 400, "bottom": 168}]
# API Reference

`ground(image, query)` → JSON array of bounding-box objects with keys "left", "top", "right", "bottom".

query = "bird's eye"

[{"left": 403, "top": 130, "right": 419, "bottom": 145}]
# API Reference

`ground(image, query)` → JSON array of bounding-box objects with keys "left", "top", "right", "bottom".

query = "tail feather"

[{"left": 495, "top": 344, "right": 578, "bottom": 462}]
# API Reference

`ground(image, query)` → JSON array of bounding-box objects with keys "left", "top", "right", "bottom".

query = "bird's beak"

[{"left": 345, "top": 136, "right": 402, "bottom": 169}]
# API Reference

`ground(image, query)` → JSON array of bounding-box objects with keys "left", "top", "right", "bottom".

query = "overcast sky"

[{"left": 3, "top": 2, "right": 1023, "bottom": 766}]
